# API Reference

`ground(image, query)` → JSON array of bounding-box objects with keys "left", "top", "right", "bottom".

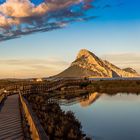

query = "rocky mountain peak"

[
  {"left": 74, "top": 49, "right": 101, "bottom": 66},
  {"left": 77, "top": 49, "right": 92, "bottom": 58},
  {"left": 53, "top": 49, "right": 139, "bottom": 78},
  {"left": 77, "top": 49, "right": 97, "bottom": 59}
]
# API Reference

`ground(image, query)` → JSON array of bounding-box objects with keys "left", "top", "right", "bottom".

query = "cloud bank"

[
  {"left": 0, "top": 0, "right": 95, "bottom": 41},
  {"left": 0, "top": 58, "right": 69, "bottom": 78}
]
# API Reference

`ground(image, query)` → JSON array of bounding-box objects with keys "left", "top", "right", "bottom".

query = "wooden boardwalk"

[{"left": 0, "top": 95, "right": 24, "bottom": 140}]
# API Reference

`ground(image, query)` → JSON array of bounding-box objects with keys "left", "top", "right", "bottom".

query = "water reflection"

[
  {"left": 60, "top": 93, "right": 140, "bottom": 140},
  {"left": 55, "top": 92, "right": 101, "bottom": 107},
  {"left": 80, "top": 92, "right": 100, "bottom": 107},
  {"left": 58, "top": 92, "right": 140, "bottom": 107}
]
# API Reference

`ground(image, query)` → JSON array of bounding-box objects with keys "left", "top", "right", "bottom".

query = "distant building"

[{"left": 36, "top": 78, "right": 43, "bottom": 82}]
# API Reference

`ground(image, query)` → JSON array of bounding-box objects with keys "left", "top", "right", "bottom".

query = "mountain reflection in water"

[
  {"left": 60, "top": 92, "right": 140, "bottom": 140},
  {"left": 80, "top": 92, "right": 100, "bottom": 107},
  {"left": 55, "top": 92, "right": 101, "bottom": 107}
]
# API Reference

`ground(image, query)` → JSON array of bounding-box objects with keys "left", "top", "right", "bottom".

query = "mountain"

[
  {"left": 123, "top": 68, "right": 138, "bottom": 75},
  {"left": 53, "top": 49, "right": 139, "bottom": 78}
]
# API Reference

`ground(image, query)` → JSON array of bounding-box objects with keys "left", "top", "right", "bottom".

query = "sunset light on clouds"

[{"left": 0, "top": 0, "right": 94, "bottom": 41}]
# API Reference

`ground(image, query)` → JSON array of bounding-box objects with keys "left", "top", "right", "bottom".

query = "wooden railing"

[
  {"left": 0, "top": 93, "right": 6, "bottom": 104},
  {"left": 20, "top": 79, "right": 90, "bottom": 94},
  {"left": 0, "top": 89, "right": 7, "bottom": 104},
  {"left": 19, "top": 92, "right": 48, "bottom": 140}
]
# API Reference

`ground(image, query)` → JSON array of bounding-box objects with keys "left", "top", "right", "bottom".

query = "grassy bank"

[
  {"left": 89, "top": 80, "right": 140, "bottom": 93},
  {"left": 24, "top": 94, "right": 91, "bottom": 140}
]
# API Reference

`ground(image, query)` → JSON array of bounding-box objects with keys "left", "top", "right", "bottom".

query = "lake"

[{"left": 60, "top": 92, "right": 140, "bottom": 140}]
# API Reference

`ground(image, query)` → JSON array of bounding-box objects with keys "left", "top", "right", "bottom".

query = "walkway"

[{"left": 0, "top": 94, "right": 24, "bottom": 140}]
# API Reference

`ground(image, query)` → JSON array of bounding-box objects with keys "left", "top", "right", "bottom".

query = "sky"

[{"left": 0, "top": 0, "right": 140, "bottom": 78}]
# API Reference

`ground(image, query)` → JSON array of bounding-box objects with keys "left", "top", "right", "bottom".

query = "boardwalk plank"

[{"left": 0, "top": 95, "right": 24, "bottom": 140}]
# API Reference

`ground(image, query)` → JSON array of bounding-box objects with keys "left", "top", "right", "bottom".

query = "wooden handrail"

[
  {"left": 0, "top": 93, "right": 5, "bottom": 104},
  {"left": 0, "top": 89, "right": 7, "bottom": 104},
  {"left": 19, "top": 92, "right": 48, "bottom": 140}
]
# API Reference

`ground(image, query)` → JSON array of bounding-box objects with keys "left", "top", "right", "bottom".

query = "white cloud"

[
  {"left": 0, "top": 0, "right": 89, "bottom": 26},
  {"left": 0, "top": 0, "right": 79, "bottom": 18},
  {"left": 0, "top": 13, "right": 20, "bottom": 27},
  {"left": 0, "top": 0, "right": 94, "bottom": 41}
]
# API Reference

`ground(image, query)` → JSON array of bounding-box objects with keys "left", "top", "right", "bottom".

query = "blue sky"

[{"left": 0, "top": 0, "right": 140, "bottom": 78}]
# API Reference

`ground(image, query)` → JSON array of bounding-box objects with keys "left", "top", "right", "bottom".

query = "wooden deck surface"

[{"left": 0, "top": 95, "right": 24, "bottom": 140}]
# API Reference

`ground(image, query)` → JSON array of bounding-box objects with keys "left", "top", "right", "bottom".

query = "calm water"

[{"left": 60, "top": 93, "right": 140, "bottom": 140}]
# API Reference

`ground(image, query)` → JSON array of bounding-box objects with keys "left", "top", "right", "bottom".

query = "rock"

[{"left": 53, "top": 49, "right": 139, "bottom": 78}]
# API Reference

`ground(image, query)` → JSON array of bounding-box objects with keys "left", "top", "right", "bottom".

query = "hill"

[{"left": 53, "top": 49, "right": 139, "bottom": 78}]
